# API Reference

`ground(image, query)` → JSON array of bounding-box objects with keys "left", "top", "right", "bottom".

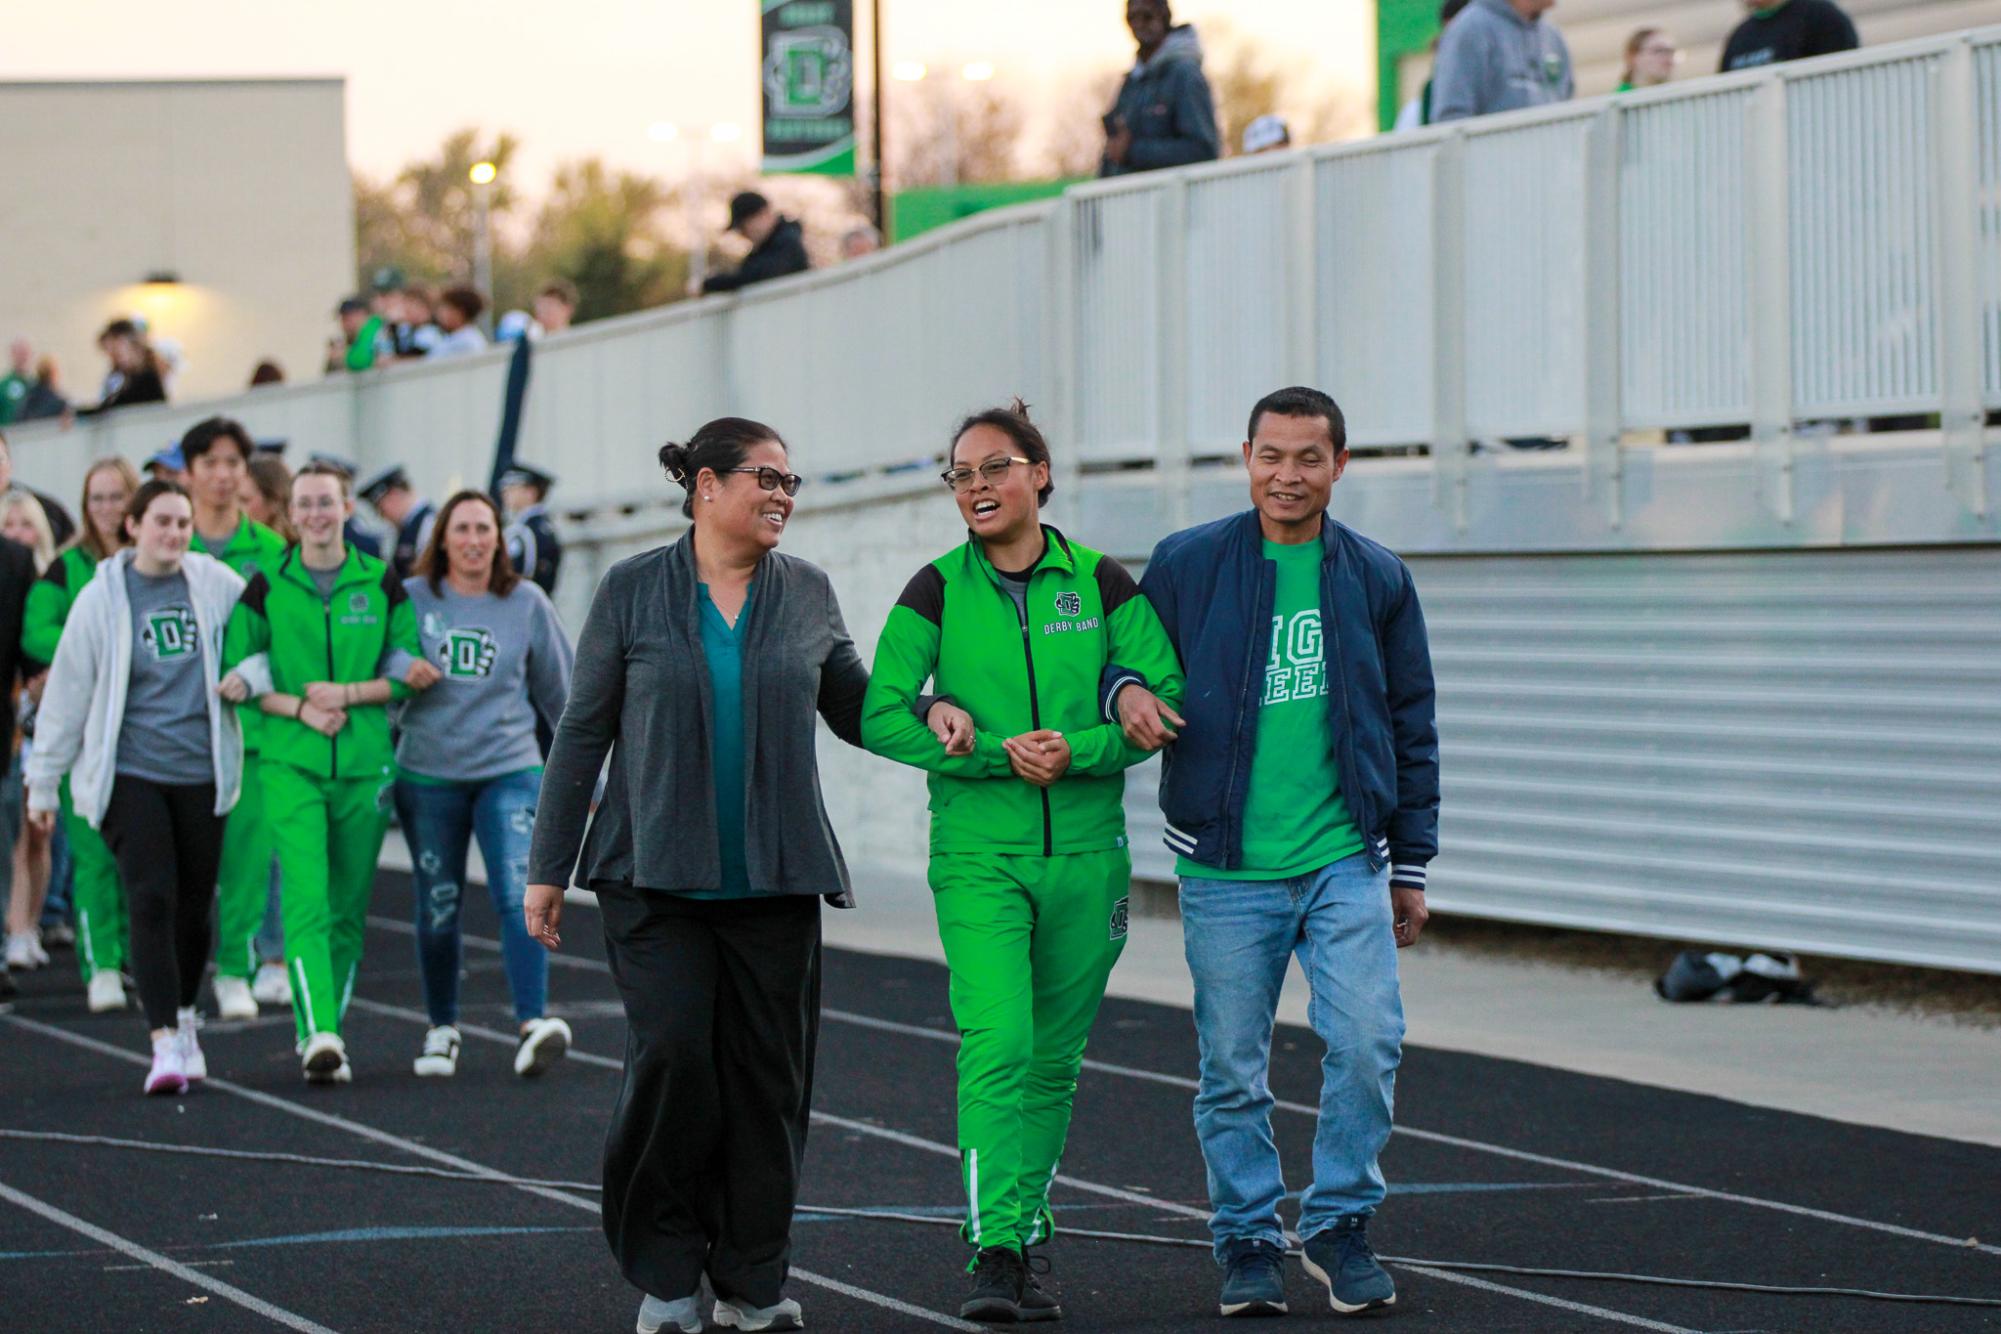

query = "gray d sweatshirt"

[
  {"left": 394, "top": 578, "right": 573, "bottom": 783},
  {"left": 1429, "top": 0, "right": 1573, "bottom": 123}
]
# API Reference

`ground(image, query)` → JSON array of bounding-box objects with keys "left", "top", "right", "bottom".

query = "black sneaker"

[
  {"left": 961, "top": 1246, "right": 1025, "bottom": 1322},
  {"left": 1302, "top": 1215, "right": 1396, "bottom": 1315},
  {"left": 1218, "top": 1237, "right": 1288, "bottom": 1317},
  {"left": 1015, "top": 1248, "right": 1062, "bottom": 1322}
]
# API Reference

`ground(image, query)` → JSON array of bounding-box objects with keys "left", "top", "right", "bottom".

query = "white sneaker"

[
  {"left": 86, "top": 971, "right": 129, "bottom": 1013},
  {"left": 5, "top": 932, "right": 45, "bottom": 970},
  {"left": 251, "top": 961, "right": 293, "bottom": 1006},
  {"left": 42, "top": 922, "right": 75, "bottom": 948},
  {"left": 177, "top": 1008, "right": 207, "bottom": 1083},
  {"left": 144, "top": 1033, "right": 188, "bottom": 1096},
  {"left": 301, "top": 1031, "right": 347, "bottom": 1084},
  {"left": 514, "top": 1016, "right": 572, "bottom": 1077},
  {"left": 413, "top": 1026, "right": 461, "bottom": 1077},
  {"left": 213, "top": 974, "right": 258, "bottom": 1021},
  {"left": 637, "top": 1295, "right": 702, "bottom": 1334},
  {"left": 713, "top": 1296, "right": 803, "bottom": 1331}
]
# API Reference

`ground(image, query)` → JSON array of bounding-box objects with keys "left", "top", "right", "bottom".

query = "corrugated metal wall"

[{"left": 1410, "top": 546, "right": 2001, "bottom": 972}]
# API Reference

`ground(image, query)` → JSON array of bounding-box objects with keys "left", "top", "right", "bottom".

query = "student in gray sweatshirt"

[
  {"left": 1429, "top": 0, "right": 1573, "bottom": 123},
  {"left": 392, "top": 489, "right": 574, "bottom": 1080}
]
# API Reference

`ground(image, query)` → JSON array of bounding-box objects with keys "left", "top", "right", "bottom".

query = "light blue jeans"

[{"left": 1179, "top": 852, "right": 1405, "bottom": 1258}]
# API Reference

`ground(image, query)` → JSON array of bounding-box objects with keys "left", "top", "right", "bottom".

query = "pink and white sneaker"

[{"left": 144, "top": 1033, "right": 188, "bottom": 1097}]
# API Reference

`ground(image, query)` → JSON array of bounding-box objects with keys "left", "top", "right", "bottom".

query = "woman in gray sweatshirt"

[{"left": 393, "top": 489, "right": 574, "bottom": 1080}]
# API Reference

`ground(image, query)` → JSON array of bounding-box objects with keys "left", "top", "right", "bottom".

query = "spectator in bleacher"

[
  {"left": 393, "top": 286, "right": 443, "bottom": 360},
  {"left": 701, "top": 192, "right": 810, "bottom": 295},
  {"left": 1102, "top": 0, "right": 1220, "bottom": 177},
  {"left": 533, "top": 279, "right": 578, "bottom": 335},
  {"left": 0, "top": 341, "right": 32, "bottom": 425},
  {"left": 1242, "top": 114, "right": 1292, "bottom": 155},
  {"left": 13, "top": 357, "right": 67, "bottom": 424},
  {"left": 249, "top": 360, "right": 285, "bottom": 388},
  {"left": 499, "top": 465, "right": 562, "bottom": 597},
  {"left": 1720, "top": 0, "right": 1857, "bottom": 72},
  {"left": 428, "top": 288, "right": 489, "bottom": 359},
  {"left": 359, "top": 466, "right": 438, "bottom": 581},
  {"left": 79, "top": 321, "right": 167, "bottom": 417},
  {"left": 1394, "top": 0, "right": 1475, "bottom": 130},
  {"left": 841, "top": 224, "right": 882, "bottom": 260},
  {"left": 1429, "top": 0, "right": 1573, "bottom": 123},
  {"left": 1621, "top": 27, "right": 1680, "bottom": 89},
  {"left": 332, "top": 297, "right": 390, "bottom": 373},
  {"left": 0, "top": 431, "right": 77, "bottom": 547}
]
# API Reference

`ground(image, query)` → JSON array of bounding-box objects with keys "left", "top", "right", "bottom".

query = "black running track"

[{"left": 3, "top": 873, "right": 1998, "bottom": 1333}]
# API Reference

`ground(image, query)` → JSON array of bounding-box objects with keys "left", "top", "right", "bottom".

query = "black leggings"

[{"left": 99, "top": 776, "right": 226, "bottom": 1031}]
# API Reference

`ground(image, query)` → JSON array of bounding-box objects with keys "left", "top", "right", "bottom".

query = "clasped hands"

[{"left": 924, "top": 701, "right": 1071, "bottom": 788}]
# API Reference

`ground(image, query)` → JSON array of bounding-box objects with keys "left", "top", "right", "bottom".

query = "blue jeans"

[
  {"left": 1180, "top": 853, "right": 1405, "bottom": 1257},
  {"left": 394, "top": 770, "right": 547, "bottom": 1027}
]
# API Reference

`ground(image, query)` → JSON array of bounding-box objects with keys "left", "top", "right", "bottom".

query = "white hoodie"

[{"left": 26, "top": 548, "right": 248, "bottom": 827}]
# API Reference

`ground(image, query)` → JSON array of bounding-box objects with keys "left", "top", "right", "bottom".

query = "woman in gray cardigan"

[{"left": 525, "top": 418, "right": 964, "bottom": 1334}]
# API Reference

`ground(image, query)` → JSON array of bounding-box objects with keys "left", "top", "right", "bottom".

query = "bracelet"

[{"left": 294, "top": 697, "right": 307, "bottom": 720}]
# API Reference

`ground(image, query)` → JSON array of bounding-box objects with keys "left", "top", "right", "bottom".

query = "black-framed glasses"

[
  {"left": 941, "top": 456, "right": 1031, "bottom": 492},
  {"left": 720, "top": 466, "right": 804, "bottom": 497}
]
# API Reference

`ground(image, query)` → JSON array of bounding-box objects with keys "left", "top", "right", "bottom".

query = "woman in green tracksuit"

[
  {"left": 223, "top": 461, "right": 429, "bottom": 1083},
  {"left": 861, "top": 401, "right": 1183, "bottom": 1324},
  {"left": 20, "top": 455, "right": 140, "bottom": 1008}
]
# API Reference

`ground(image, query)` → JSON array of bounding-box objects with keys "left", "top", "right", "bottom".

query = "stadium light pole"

[
  {"left": 872, "top": 0, "right": 886, "bottom": 237},
  {"left": 469, "top": 159, "right": 497, "bottom": 331}
]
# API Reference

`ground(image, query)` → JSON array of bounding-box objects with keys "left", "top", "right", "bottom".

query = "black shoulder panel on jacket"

[
  {"left": 35, "top": 558, "right": 70, "bottom": 591},
  {"left": 238, "top": 572, "right": 270, "bottom": 615},
  {"left": 382, "top": 567, "right": 410, "bottom": 606},
  {"left": 895, "top": 564, "right": 946, "bottom": 626},
  {"left": 1093, "top": 554, "right": 1141, "bottom": 616}
]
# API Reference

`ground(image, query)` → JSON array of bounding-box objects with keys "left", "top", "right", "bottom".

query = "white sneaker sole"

[
  {"left": 713, "top": 1302, "right": 803, "bottom": 1331},
  {"left": 1301, "top": 1254, "right": 1395, "bottom": 1316},
  {"left": 412, "top": 1056, "right": 458, "bottom": 1077},
  {"left": 514, "top": 1020, "right": 571, "bottom": 1077}
]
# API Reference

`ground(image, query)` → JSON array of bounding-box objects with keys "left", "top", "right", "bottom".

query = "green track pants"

[
  {"left": 264, "top": 762, "right": 391, "bottom": 1045},
  {"left": 214, "top": 752, "right": 277, "bottom": 981},
  {"left": 930, "top": 847, "right": 1132, "bottom": 1254},
  {"left": 64, "top": 778, "right": 126, "bottom": 982}
]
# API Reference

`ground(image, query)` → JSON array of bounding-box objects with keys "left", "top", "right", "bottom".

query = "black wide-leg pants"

[{"left": 595, "top": 883, "right": 821, "bottom": 1309}]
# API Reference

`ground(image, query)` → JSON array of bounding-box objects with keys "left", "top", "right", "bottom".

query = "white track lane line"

[
  {"left": 0, "top": 1013, "right": 980, "bottom": 1333},
  {"left": 0, "top": 1177, "right": 340, "bottom": 1334},
  {"left": 349, "top": 989, "right": 1697, "bottom": 1332},
  {"left": 373, "top": 913, "right": 2001, "bottom": 1263}
]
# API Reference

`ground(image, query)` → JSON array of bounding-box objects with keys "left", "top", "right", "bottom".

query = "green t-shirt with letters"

[{"left": 1179, "top": 539, "right": 1365, "bottom": 881}]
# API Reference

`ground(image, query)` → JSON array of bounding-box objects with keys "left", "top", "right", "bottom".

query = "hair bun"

[
  {"left": 658, "top": 441, "right": 690, "bottom": 485},
  {"left": 1007, "top": 397, "right": 1033, "bottom": 422}
]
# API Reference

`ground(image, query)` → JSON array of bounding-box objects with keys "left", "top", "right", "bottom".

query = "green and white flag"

[{"left": 760, "top": 0, "right": 857, "bottom": 176}]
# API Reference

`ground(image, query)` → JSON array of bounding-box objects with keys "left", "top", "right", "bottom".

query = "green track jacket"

[
  {"left": 862, "top": 526, "right": 1184, "bottom": 857},
  {"left": 223, "top": 544, "right": 418, "bottom": 781},
  {"left": 194, "top": 516, "right": 288, "bottom": 751},
  {"left": 20, "top": 546, "right": 100, "bottom": 672}
]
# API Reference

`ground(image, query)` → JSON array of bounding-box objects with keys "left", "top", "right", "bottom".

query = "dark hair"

[
  {"left": 951, "top": 398, "right": 1054, "bottom": 505},
  {"left": 181, "top": 415, "right": 256, "bottom": 467},
  {"left": 99, "top": 318, "right": 139, "bottom": 343},
  {"left": 1440, "top": 0, "right": 1470, "bottom": 22},
  {"left": 250, "top": 359, "right": 285, "bottom": 386},
  {"left": 440, "top": 286, "right": 485, "bottom": 321},
  {"left": 417, "top": 490, "right": 519, "bottom": 597},
  {"left": 1247, "top": 386, "right": 1347, "bottom": 452},
  {"left": 537, "top": 278, "right": 578, "bottom": 307},
  {"left": 659, "top": 417, "right": 788, "bottom": 519},
  {"left": 293, "top": 460, "right": 353, "bottom": 496},
  {"left": 1623, "top": 25, "right": 1662, "bottom": 82},
  {"left": 123, "top": 479, "right": 190, "bottom": 539},
  {"left": 247, "top": 455, "right": 296, "bottom": 542}
]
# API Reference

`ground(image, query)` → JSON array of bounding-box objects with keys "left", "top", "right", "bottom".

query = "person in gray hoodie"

[
  {"left": 1429, "top": 0, "right": 1573, "bottom": 123},
  {"left": 392, "top": 489, "right": 575, "bottom": 1082},
  {"left": 1102, "top": 0, "right": 1220, "bottom": 177}
]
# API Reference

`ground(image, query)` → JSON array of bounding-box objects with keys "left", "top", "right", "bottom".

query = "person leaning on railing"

[{"left": 1429, "top": 0, "right": 1573, "bottom": 123}]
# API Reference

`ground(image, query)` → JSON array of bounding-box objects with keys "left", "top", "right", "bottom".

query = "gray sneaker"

[
  {"left": 713, "top": 1295, "right": 802, "bottom": 1331},
  {"left": 1302, "top": 1215, "right": 1395, "bottom": 1315},
  {"left": 636, "top": 1293, "right": 701, "bottom": 1333},
  {"left": 1218, "top": 1237, "right": 1288, "bottom": 1316}
]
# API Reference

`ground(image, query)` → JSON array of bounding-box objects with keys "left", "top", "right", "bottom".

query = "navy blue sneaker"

[
  {"left": 1217, "top": 1237, "right": 1288, "bottom": 1317},
  {"left": 1302, "top": 1216, "right": 1395, "bottom": 1315}
]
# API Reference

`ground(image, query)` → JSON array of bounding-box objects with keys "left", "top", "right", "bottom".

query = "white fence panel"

[
  {"left": 1072, "top": 187, "right": 1163, "bottom": 462},
  {"left": 1619, "top": 89, "right": 1756, "bottom": 429},
  {"left": 1461, "top": 115, "right": 1593, "bottom": 439},
  {"left": 1316, "top": 142, "right": 1440, "bottom": 448},
  {"left": 1974, "top": 37, "right": 2001, "bottom": 405},
  {"left": 1788, "top": 54, "right": 1942, "bottom": 417},
  {"left": 1184, "top": 161, "right": 1292, "bottom": 452},
  {"left": 351, "top": 349, "right": 511, "bottom": 501}
]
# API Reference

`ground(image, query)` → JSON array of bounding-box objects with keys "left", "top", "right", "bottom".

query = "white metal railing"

[{"left": 8, "top": 26, "right": 1998, "bottom": 526}]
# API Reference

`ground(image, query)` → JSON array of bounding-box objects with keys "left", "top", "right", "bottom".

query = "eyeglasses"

[
  {"left": 720, "top": 466, "right": 804, "bottom": 496},
  {"left": 941, "top": 456, "right": 1031, "bottom": 492}
]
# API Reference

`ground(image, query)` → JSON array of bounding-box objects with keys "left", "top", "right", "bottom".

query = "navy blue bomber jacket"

[{"left": 1105, "top": 511, "right": 1438, "bottom": 891}]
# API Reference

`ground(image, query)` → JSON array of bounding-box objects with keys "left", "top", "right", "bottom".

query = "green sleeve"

[
  {"left": 19, "top": 567, "right": 72, "bottom": 671},
  {"left": 383, "top": 575, "right": 419, "bottom": 701},
  {"left": 1067, "top": 587, "right": 1186, "bottom": 778},
  {"left": 861, "top": 602, "right": 1011, "bottom": 779},
  {"left": 223, "top": 575, "right": 272, "bottom": 671}
]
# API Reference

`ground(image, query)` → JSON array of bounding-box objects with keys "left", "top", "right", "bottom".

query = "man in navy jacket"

[{"left": 1108, "top": 386, "right": 1438, "bottom": 1318}]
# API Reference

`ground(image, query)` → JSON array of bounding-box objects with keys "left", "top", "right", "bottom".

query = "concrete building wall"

[{"left": 0, "top": 79, "right": 352, "bottom": 405}]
